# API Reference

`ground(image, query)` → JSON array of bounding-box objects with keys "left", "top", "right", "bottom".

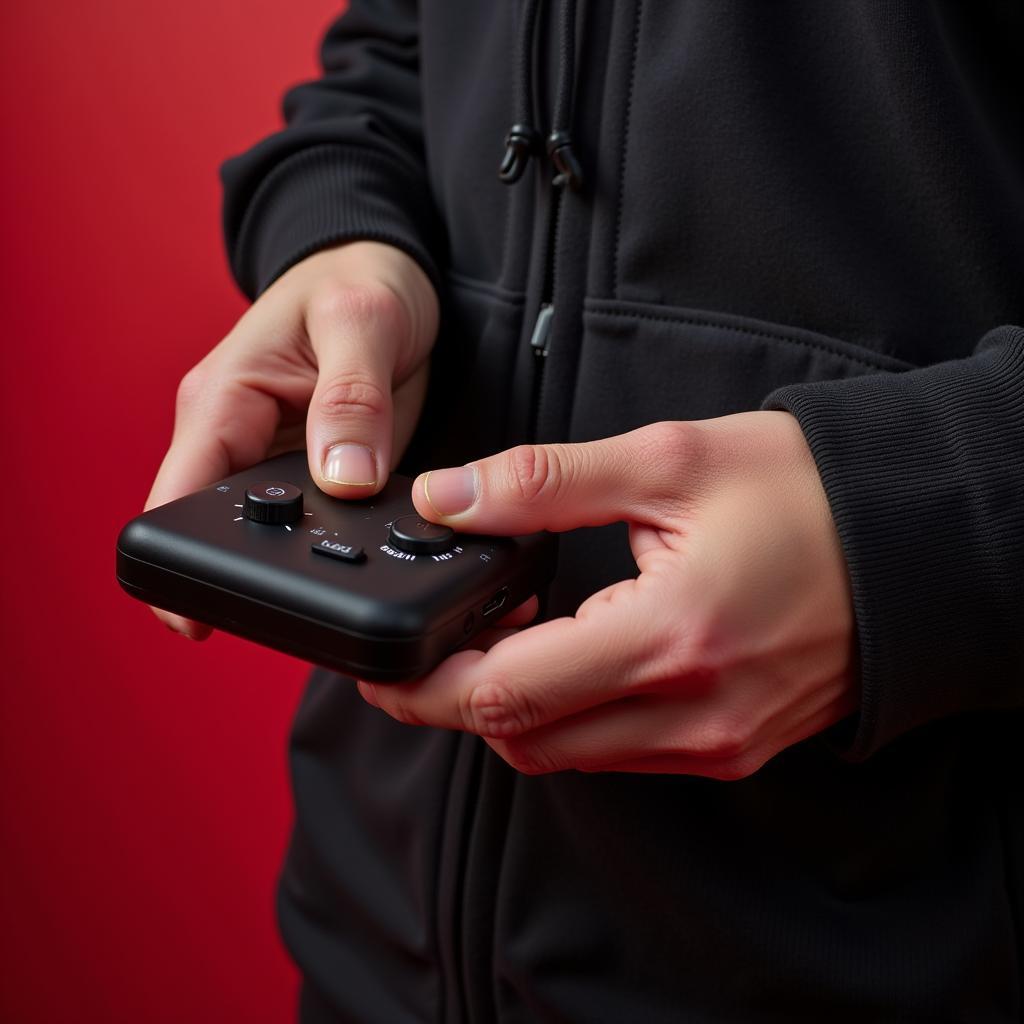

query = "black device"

[{"left": 116, "top": 451, "right": 555, "bottom": 681}]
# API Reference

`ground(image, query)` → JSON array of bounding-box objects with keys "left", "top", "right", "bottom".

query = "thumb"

[
  {"left": 306, "top": 285, "right": 410, "bottom": 498},
  {"left": 411, "top": 423, "right": 697, "bottom": 534}
]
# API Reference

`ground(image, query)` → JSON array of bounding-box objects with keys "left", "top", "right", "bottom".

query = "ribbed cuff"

[
  {"left": 225, "top": 144, "right": 442, "bottom": 298},
  {"left": 764, "top": 325, "right": 1024, "bottom": 759}
]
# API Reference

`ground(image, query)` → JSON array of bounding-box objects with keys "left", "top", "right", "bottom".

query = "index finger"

[
  {"left": 144, "top": 372, "right": 283, "bottom": 638},
  {"left": 361, "top": 571, "right": 680, "bottom": 737}
]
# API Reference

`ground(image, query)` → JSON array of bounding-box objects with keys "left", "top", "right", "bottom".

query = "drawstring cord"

[
  {"left": 499, "top": 0, "right": 543, "bottom": 184},
  {"left": 499, "top": 0, "right": 583, "bottom": 190},
  {"left": 547, "top": 0, "right": 583, "bottom": 189}
]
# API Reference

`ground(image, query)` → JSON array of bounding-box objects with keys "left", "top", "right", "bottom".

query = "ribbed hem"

[
  {"left": 764, "top": 325, "right": 1024, "bottom": 759},
  {"left": 225, "top": 144, "right": 442, "bottom": 298}
]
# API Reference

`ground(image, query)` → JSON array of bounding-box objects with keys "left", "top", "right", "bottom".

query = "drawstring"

[
  {"left": 547, "top": 0, "right": 583, "bottom": 190},
  {"left": 499, "top": 0, "right": 543, "bottom": 185},
  {"left": 499, "top": 0, "right": 583, "bottom": 190}
]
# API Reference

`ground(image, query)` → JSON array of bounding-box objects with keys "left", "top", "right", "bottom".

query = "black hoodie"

[{"left": 222, "top": 2, "right": 1024, "bottom": 1020}]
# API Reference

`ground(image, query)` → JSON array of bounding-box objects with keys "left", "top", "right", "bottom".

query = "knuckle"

[
  {"left": 690, "top": 713, "right": 752, "bottom": 761},
  {"left": 640, "top": 582, "right": 725, "bottom": 678},
  {"left": 505, "top": 444, "right": 563, "bottom": 505},
  {"left": 317, "top": 372, "right": 390, "bottom": 421},
  {"left": 307, "top": 281, "right": 407, "bottom": 336},
  {"left": 462, "top": 679, "right": 536, "bottom": 738},
  {"left": 642, "top": 612, "right": 722, "bottom": 699},
  {"left": 638, "top": 420, "right": 705, "bottom": 481},
  {"left": 174, "top": 364, "right": 210, "bottom": 413},
  {"left": 707, "top": 753, "right": 763, "bottom": 782}
]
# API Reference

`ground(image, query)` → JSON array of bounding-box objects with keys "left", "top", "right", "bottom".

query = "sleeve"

[
  {"left": 762, "top": 324, "right": 1024, "bottom": 759},
  {"left": 220, "top": 0, "right": 443, "bottom": 299}
]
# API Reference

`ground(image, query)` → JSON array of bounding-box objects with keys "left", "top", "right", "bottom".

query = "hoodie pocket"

[
  {"left": 541, "top": 297, "right": 919, "bottom": 618},
  {"left": 570, "top": 297, "right": 915, "bottom": 442}
]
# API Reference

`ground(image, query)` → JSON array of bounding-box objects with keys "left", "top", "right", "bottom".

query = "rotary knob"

[
  {"left": 243, "top": 482, "right": 303, "bottom": 525},
  {"left": 388, "top": 515, "right": 455, "bottom": 555}
]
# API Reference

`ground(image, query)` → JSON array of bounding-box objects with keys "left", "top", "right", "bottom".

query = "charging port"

[{"left": 482, "top": 587, "right": 510, "bottom": 617}]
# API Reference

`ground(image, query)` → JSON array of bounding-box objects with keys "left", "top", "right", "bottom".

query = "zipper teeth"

[{"left": 543, "top": 185, "right": 564, "bottom": 307}]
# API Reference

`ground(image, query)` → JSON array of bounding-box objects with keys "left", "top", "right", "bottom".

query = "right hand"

[{"left": 145, "top": 241, "right": 440, "bottom": 638}]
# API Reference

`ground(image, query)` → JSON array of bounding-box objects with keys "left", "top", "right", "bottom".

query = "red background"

[{"left": 1, "top": 3, "right": 346, "bottom": 1020}]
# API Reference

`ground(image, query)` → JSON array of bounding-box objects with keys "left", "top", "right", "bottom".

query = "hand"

[
  {"left": 145, "top": 241, "right": 439, "bottom": 638},
  {"left": 357, "top": 413, "right": 859, "bottom": 779}
]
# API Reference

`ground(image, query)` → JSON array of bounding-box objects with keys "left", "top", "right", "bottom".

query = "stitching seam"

[
  {"left": 612, "top": 0, "right": 642, "bottom": 296},
  {"left": 586, "top": 307, "right": 905, "bottom": 371},
  {"left": 446, "top": 271, "right": 526, "bottom": 306}
]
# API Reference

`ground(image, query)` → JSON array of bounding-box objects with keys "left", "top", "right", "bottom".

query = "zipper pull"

[{"left": 529, "top": 303, "right": 554, "bottom": 357}]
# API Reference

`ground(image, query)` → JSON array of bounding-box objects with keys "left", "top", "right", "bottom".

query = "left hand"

[{"left": 358, "top": 412, "right": 859, "bottom": 778}]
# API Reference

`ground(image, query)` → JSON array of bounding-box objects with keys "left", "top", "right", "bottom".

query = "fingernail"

[
  {"left": 423, "top": 466, "right": 477, "bottom": 516},
  {"left": 323, "top": 443, "right": 377, "bottom": 486}
]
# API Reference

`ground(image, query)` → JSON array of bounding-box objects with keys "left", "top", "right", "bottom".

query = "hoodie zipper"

[{"left": 501, "top": 0, "right": 581, "bottom": 445}]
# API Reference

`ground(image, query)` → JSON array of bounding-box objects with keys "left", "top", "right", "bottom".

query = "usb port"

[{"left": 482, "top": 587, "right": 510, "bottom": 617}]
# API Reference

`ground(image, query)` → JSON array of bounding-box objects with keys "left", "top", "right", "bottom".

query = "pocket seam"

[
  {"left": 585, "top": 302, "right": 914, "bottom": 373},
  {"left": 446, "top": 270, "right": 525, "bottom": 307}
]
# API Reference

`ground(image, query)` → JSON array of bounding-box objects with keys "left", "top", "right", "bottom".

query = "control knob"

[
  {"left": 388, "top": 515, "right": 455, "bottom": 555},
  {"left": 243, "top": 482, "right": 303, "bottom": 525}
]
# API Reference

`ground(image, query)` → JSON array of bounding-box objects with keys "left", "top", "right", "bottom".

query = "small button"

[
  {"left": 388, "top": 515, "right": 455, "bottom": 555},
  {"left": 311, "top": 539, "right": 366, "bottom": 563},
  {"left": 243, "top": 482, "right": 303, "bottom": 525}
]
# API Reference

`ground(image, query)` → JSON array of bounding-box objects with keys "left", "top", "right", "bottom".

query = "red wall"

[{"left": 1, "top": 3, "right": 346, "bottom": 1020}]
